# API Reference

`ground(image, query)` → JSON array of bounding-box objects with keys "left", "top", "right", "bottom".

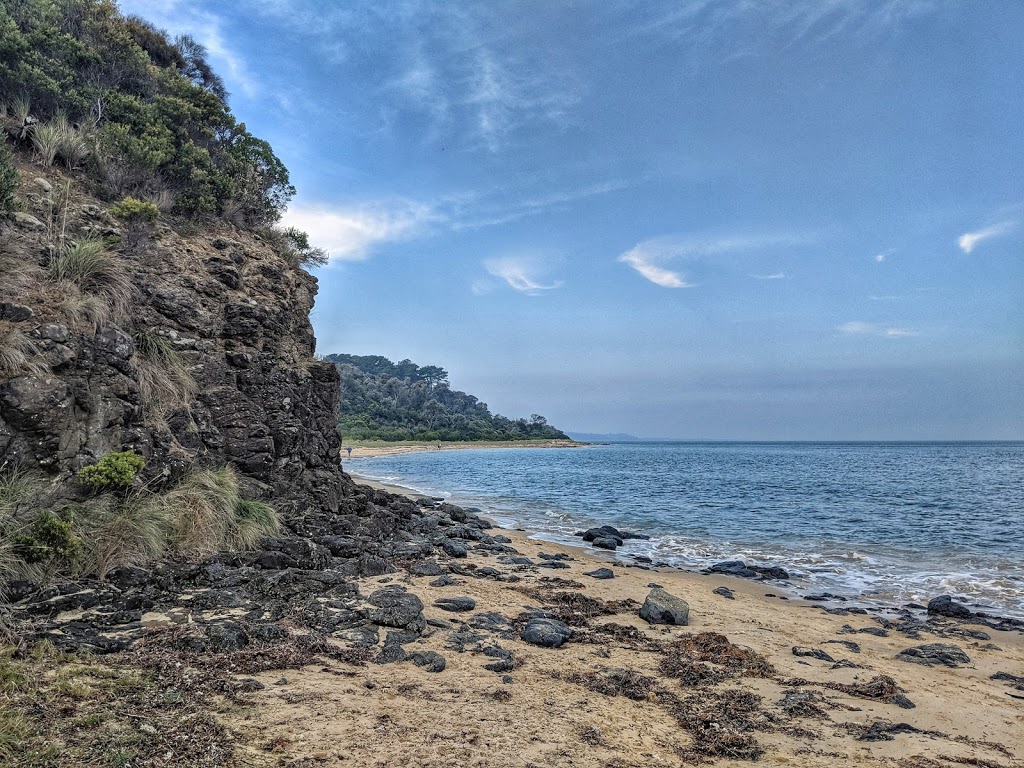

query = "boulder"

[
  {"left": 409, "top": 650, "right": 446, "bottom": 672},
  {"left": 521, "top": 617, "right": 572, "bottom": 648},
  {"left": 434, "top": 596, "right": 476, "bottom": 613},
  {"left": 639, "top": 587, "right": 689, "bottom": 626},
  {"left": 584, "top": 568, "right": 615, "bottom": 580},
  {"left": 895, "top": 643, "right": 971, "bottom": 667},
  {"left": 591, "top": 537, "right": 619, "bottom": 551},
  {"left": 365, "top": 588, "right": 425, "bottom": 631},
  {"left": 442, "top": 539, "right": 469, "bottom": 558},
  {"left": 927, "top": 595, "right": 973, "bottom": 619}
]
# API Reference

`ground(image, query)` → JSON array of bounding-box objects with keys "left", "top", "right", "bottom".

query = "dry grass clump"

[
  {"left": 49, "top": 238, "right": 134, "bottom": 321},
  {"left": 0, "top": 326, "right": 48, "bottom": 378},
  {"left": 0, "top": 468, "right": 48, "bottom": 586},
  {"left": 660, "top": 632, "right": 776, "bottom": 685},
  {"left": 130, "top": 327, "right": 197, "bottom": 418},
  {"left": 30, "top": 115, "right": 91, "bottom": 170},
  {"left": 79, "top": 493, "right": 174, "bottom": 580}
]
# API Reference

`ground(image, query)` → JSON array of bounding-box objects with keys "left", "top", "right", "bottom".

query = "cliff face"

[{"left": 0, "top": 165, "right": 343, "bottom": 514}]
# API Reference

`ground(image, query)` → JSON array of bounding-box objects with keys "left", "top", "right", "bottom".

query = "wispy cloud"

[
  {"left": 837, "top": 321, "right": 921, "bottom": 338},
  {"left": 281, "top": 200, "right": 438, "bottom": 262},
  {"left": 958, "top": 221, "right": 1016, "bottom": 254},
  {"left": 874, "top": 249, "right": 893, "bottom": 263},
  {"left": 484, "top": 257, "right": 562, "bottom": 295},
  {"left": 619, "top": 233, "right": 809, "bottom": 288}
]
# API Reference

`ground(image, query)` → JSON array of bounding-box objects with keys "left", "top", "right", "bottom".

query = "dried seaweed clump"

[
  {"left": 663, "top": 688, "right": 766, "bottom": 762},
  {"left": 566, "top": 666, "right": 659, "bottom": 701},
  {"left": 660, "top": 632, "right": 776, "bottom": 686},
  {"left": 782, "top": 674, "right": 915, "bottom": 710}
]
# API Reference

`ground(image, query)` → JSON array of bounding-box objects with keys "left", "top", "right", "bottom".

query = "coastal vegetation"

[{"left": 327, "top": 353, "right": 569, "bottom": 442}]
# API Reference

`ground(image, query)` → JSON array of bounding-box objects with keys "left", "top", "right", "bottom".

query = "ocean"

[{"left": 348, "top": 441, "right": 1024, "bottom": 618}]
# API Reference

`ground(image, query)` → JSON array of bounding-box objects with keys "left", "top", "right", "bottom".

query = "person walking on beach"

[{"left": 346, "top": 446, "right": 352, "bottom": 458}]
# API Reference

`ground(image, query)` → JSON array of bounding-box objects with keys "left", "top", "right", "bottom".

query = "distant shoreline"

[{"left": 340, "top": 438, "right": 591, "bottom": 460}]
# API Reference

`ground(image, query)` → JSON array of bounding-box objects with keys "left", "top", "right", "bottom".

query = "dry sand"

[{"left": 225, "top": 478, "right": 1024, "bottom": 768}]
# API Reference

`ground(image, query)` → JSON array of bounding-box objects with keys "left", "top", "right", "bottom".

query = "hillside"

[{"left": 326, "top": 353, "right": 569, "bottom": 442}]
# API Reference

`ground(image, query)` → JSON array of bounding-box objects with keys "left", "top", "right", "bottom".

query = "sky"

[{"left": 120, "top": 0, "right": 1024, "bottom": 440}]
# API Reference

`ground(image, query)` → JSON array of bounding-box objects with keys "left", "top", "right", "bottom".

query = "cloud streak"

[
  {"left": 837, "top": 321, "right": 920, "bottom": 338},
  {"left": 958, "top": 221, "right": 1016, "bottom": 254},
  {"left": 484, "top": 257, "right": 562, "bottom": 295}
]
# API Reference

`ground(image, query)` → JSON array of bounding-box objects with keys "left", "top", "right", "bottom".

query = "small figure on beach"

[
  {"left": 346, "top": 446, "right": 352, "bottom": 458},
  {"left": 437, "top": 444, "right": 441, "bottom": 450}
]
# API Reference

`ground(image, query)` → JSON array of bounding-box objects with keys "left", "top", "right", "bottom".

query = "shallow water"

[{"left": 349, "top": 441, "right": 1024, "bottom": 617}]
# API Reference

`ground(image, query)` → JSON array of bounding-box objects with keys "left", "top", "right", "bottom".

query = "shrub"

[
  {"left": 77, "top": 451, "right": 145, "bottom": 491},
  {"left": 12, "top": 511, "right": 82, "bottom": 567},
  {"left": 0, "top": 141, "right": 18, "bottom": 213},
  {"left": 109, "top": 196, "right": 159, "bottom": 223}
]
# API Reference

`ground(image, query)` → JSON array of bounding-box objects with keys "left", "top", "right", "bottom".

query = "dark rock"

[
  {"left": 409, "top": 561, "right": 445, "bottom": 577},
  {"left": 713, "top": 586, "right": 735, "bottom": 600},
  {"left": 429, "top": 574, "right": 456, "bottom": 588},
  {"left": 584, "top": 568, "right": 615, "bottom": 580},
  {"left": 631, "top": 555, "right": 653, "bottom": 564},
  {"left": 822, "top": 639, "right": 861, "bottom": 653},
  {"left": 0, "top": 302, "right": 34, "bottom": 322},
  {"left": 384, "top": 630, "right": 419, "bottom": 646},
  {"left": 639, "top": 587, "right": 689, "bottom": 626},
  {"left": 895, "top": 643, "right": 971, "bottom": 667},
  {"left": 475, "top": 567, "right": 502, "bottom": 578},
  {"left": 792, "top": 646, "right": 835, "bottom": 662},
  {"left": 442, "top": 540, "right": 469, "bottom": 558},
  {"left": 591, "top": 536, "right": 619, "bottom": 551},
  {"left": 537, "top": 552, "right": 571, "bottom": 561},
  {"left": 536, "top": 560, "right": 571, "bottom": 569},
  {"left": 521, "top": 617, "right": 572, "bottom": 648},
  {"left": 335, "top": 626, "right": 380, "bottom": 647},
  {"left": 500, "top": 556, "right": 535, "bottom": 566},
  {"left": 365, "top": 589, "right": 425, "bottom": 631},
  {"left": 707, "top": 560, "right": 759, "bottom": 578},
  {"left": 426, "top": 618, "right": 453, "bottom": 629},
  {"left": 205, "top": 621, "right": 249, "bottom": 652},
  {"left": 927, "top": 595, "right": 973, "bottom": 619},
  {"left": 409, "top": 650, "right": 446, "bottom": 672},
  {"left": 468, "top": 612, "right": 515, "bottom": 637},
  {"left": 434, "top": 596, "right": 476, "bottom": 613},
  {"left": 374, "top": 644, "right": 408, "bottom": 664}
]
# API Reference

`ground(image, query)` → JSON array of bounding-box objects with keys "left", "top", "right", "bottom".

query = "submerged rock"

[
  {"left": 639, "top": 587, "right": 689, "bottom": 626},
  {"left": 927, "top": 595, "right": 973, "bottom": 619}
]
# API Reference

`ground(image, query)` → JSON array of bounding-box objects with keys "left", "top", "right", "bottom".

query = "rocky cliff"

[{"left": 1, "top": 162, "right": 343, "bottom": 515}]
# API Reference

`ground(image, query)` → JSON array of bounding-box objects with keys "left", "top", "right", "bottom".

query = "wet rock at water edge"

[
  {"left": 927, "top": 595, "right": 973, "bottom": 619},
  {"left": 639, "top": 588, "right": 689, "bottom": 626}
]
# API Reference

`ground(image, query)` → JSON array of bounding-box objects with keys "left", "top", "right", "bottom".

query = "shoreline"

[
  {"left": 341, "top": 438, "right": 590, "bottom": 459},
  {"left": 231, "top": 477, "right": 1024, "bottom": 767}
]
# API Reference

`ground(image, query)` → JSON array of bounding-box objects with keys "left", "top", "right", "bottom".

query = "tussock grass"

[
  {"left": 49, "top": 238, "right": 134, "bottom": 320},
  {"left": 0, "top": 468, "right": 48, "bottom": 587},
  {"left": 57, "top": 287, "right": 111, "bottom": 330},
  {"left": 30, "top": 122, "right": 61, "bottom": 167},
  {"left": 81, "top": 494, "right": 174, "bottom": 580},
  {"left": 130, "top": 327, "right": 197, "bottom": 418},
  {"left": 163, "top": 467, "right": 279, "bottom": 556}
]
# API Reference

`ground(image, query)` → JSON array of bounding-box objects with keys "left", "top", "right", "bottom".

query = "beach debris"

[
  {"left": 792, "top": 646, "right": 836, "bottom": 662},
  {"left": 661, "top": 632, "right": 776, "bottom": 682},
  {"left": 782, "top": 674, "right": 916, "bottom": 709},
  {"left": 520, "top": 617, "right": 572, "bottom": 648},
  {"left": 849, "top": 720, "right": 944, "bottom": 742},
  {"left": 433, "top": 596, "right": 476, "bottom": 613},
  {"left": 895, "top": 643, "right": 971, "bottom": 667},
  {"left": 364, "top": 588, "right": 425, "bottom": 632},
  {"left": 664, "top": 688, "right": 766, "bottom": 761},
  {"left": 640, "top": 587, "right": 690, "bottom": 625},
  {"left": 777, "top": 690, "right": 832, "bottom": 718},
  {"left": 713, "top": 586, "right": 736, "bottom": 599},
  {"left": 706, "top": 560, "right": 790, "bottom": 580},
  {"left": 927, "top": 594, "right": 974, "bottom": 619},
  {"left": 584, "top": 567, "right": 615, "bottom": 579},
  {"left": 567, "top": 666, "right": 658, "bottom": 701}
]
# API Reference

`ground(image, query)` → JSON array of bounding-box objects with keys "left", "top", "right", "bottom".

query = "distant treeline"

[{"left": 325, "top": 354, "right": 569, "bottom": 442}]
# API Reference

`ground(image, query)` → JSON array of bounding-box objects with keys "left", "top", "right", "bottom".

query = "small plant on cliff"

[
  {"left": 0, "top": 327, "right": 48, "bottom": 378},
  {"left": 77, "top": 452, "right": 146, "bottom": 492},
  {"left": 110, "top": 196, "right": 159, "bottom": 250},
  {"left": 30, "top": 121, "right": 61, "bottom": 167},
  {"left": 234, "top": 499, "right": 282, "bottom": 548},
  {"left": 81, "top": 494, "right": 173, "bottom": 580},
  {"left": 12, "top": 512, "right": 82, "bottom": 570}
]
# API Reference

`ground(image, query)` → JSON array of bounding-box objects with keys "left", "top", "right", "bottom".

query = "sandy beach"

[
  {"left": 223, "top": 476, "right": 1024, "bottom": 768},
  {"left": 341, "top": 439, "right": 589, "bottom": 460}
]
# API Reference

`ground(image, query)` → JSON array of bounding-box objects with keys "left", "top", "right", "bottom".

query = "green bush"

[
  {"left": 109, "top": 195, "right": 159, "bottom": 223},
  {"left": 12, "top": 511, "right": 82, "bottom": 567},
  {"left": 77, "top": 451, "right": 145, "bottom": 491},
  {"left": 0, "top": 141, "right": 18, "bottom": 213}
]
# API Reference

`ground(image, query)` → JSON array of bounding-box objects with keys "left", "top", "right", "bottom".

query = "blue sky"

[{"left": 122, "top": 0, "right": 1023, "bottom": 439}]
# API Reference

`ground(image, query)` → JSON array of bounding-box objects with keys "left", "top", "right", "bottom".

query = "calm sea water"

[{"left": 349, "top": 442, "right": 1024, "bottom": 617}]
